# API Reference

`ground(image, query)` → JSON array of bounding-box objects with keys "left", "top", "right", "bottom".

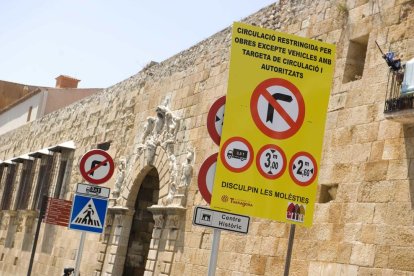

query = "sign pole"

[
  {"left": 283, "top": 224, "right": 296, "bottom": 276},
  {"left": 74, "top": 231, "right": 86, "bottom": 276},
  {"left": 207, "top": 228, "right": 221, "bottom": 276},
  {"left": 27, "top": 195, "right": 48, "bottom": 276}
]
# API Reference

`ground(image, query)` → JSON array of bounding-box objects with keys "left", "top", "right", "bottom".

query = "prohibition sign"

[
  {"left": 197, "top": 153, "right": 218, "bottom": 204},
  {"left": 256, "top": 144, "right": 286, "bottom": 179},
  {"left": 250, "top": 78, "right": 305, "bottom": 139},
  {"left": 207, "top": 96, "right": 226, "bottom": 146},
  {"left": 79, "top": 149, "right": 115, "bottom": 185},
  {"left": 289, "top": 151, "right": 317, "bottom": 186},
  {"left": 220, "top": 137, "right": 254, "bottom": 173}
]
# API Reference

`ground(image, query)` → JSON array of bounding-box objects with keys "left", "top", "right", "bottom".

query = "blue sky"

[{"left": 0, "top": 0, "right": 276, "bottom": 88}]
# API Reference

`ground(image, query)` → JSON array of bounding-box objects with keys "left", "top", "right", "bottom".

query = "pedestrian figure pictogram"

[{"left": 71, "top": 199, "right": 101, "bottom": 227}]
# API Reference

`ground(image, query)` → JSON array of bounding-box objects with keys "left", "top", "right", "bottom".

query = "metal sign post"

[
  {"left": 68, "top": 183, "right": 110, "bottom": 275},
  {"left": 27, "top": 195, "right": 48, "bottom": 276},
  {"left": 207, "top": 228, "right": 221, "bottom": 276},
  {"left": 74, "top": 232, "right": 86, "bottom": 276},
  {"left": 283, "top": 224, "right": 296, "bottom": 276},
  {"left": 193, "top": 206, "right": 250, "bottom": 276}
]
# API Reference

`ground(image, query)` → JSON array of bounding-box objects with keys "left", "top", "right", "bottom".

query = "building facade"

[
  {"left": 0, "top": 76, "right": 102, "bottom": 135},
  {"left": 0, "top": 0, "right": 413, "bottom": 275}
]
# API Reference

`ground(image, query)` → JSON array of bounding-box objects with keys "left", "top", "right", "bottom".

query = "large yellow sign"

[{"left": 210, "top": 22, "right": 335, "bottom": 227}]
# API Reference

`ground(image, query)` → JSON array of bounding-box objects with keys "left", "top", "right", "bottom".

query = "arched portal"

[{"left": 123, "top": 167, "right": 159, "bottom": 276}]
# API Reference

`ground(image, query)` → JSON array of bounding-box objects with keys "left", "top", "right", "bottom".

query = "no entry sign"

[
  {"left": 197, "top": 153, "right": 217, "bottom": 204},
  {"left": 79, "top": 149, "right": 115, "bottom": 185},
  {"left": 207, "top": 96, "right": 226, "bottom": 146}
]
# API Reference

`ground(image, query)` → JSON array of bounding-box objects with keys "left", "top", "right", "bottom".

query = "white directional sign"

[
  {"left": 193, "top": 206, "right": 250, "bottom": 234},
  {"left": 68, "top": 194, "right": 108, "bottom": 233}
]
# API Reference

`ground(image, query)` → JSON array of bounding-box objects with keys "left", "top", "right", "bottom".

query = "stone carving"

[
  {"left": 179, "top": 149, "right": 194, "bottom": 189},
  {"left": 105, "top": 213, "right": 114, "bottom": 227},
  {"left": 0, "top": 216, "right": 9, "bottom": 231},
  {"left": 135, "top": 98, "right": 194, "bottom": 207},
  {"left": 16, "top": 215, "right": 24, "bottom": 232},
  {"left": 165, "top": 215, "right": 180, "bottom": 229},
  {"left": 112, "top": 157, "right": 127, "bottom": 199},
  {"left": 163, "top": 149, "right": 195, "bottom": 206},
  {"left": 145, "top": 138, "right": 157, "bottom": 165},
  {"left": 154, "top": 106, "right": 168, "bottom": 137},
  {"left": 141, "top": 117, "right": 155, "bottom": 144},
  {"left": 153, "top": 214, "right": 165, "bottom": 228}
]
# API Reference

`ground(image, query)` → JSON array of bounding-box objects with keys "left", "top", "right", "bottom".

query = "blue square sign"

[{"left": 69, "top": 194, "right": 108, "bottom": 233}]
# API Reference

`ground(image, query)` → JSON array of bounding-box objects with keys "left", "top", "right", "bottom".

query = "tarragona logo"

[
  {"left": 221, "top": 195, "right": 229, "bottom": 202},
  {"left": 286, "top": 202, "right": 305, "bottom": 222}
]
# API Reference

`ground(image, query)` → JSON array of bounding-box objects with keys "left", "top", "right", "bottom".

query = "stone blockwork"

[{"left": 0, "top": 0, "right": 413, "bottom": 275}]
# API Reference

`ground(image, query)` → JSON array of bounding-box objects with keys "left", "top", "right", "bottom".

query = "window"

[
  {"left": 97, "top": 141, "right": 111, "bottom": 150},
  {"left": 0, "top": 164, "right": 17, "bottom": 210},
  {"left": 26, "top": 106, "right": 33, "bottom": 122},
  {"left": 319, "top": 184, "right": 338, "bottom": 203},
  {"left": 49, "top": 148, "right": 74, "bottom": 199},
  {"left": 31, "top": 155, "right": 54, "bottom": 210},
  {"left": 343, "top": 35, "right": 369, "bottom": 83},
  {"left": 16, "top": 160, "right": 35, "bottom": 210}
]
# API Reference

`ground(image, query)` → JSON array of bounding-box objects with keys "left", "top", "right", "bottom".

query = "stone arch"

[
  {"left": 123, "top": 146, "right": 171, "bottom": 209},
  {"left": 101, "top": 147, "right": 177, "bottom": 276},
  {"left": 99, "top": 101, "right": 194, "bottom": 275}
]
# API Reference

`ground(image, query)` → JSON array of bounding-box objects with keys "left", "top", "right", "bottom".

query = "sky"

[{"left": 0, "top": 0, "right": 276, "bottom": 88}]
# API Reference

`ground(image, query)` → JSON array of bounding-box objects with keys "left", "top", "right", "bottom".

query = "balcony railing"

[{"left": 383, "top": 66, "right": 414, "bottom": 123}]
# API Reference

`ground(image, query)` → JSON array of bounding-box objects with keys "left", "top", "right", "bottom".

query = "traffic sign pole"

[
  {"left": 74, "top": 231, "right": 86, "bottom": 276},
  {"left": 207, "top": 228, "right": 221, "bottom": 276},
  {"left": 283, "top": 224, "right": 296, "bottom": 276}
]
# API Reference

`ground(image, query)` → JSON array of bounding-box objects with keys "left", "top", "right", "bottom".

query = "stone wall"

[{"left": 0, "top": 0, "right": 413, "bottom": 275}]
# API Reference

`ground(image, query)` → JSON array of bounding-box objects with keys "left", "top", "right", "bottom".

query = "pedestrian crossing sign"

[{"left": 68, "top": 194, "right": 108, "bottom": 233}]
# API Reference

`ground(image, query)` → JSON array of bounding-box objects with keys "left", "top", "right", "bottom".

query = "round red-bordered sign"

[
  {"left": 197, "top": 153, "right": 218, "bottom": 204},
  {"left": 220, "top": 137, "right": 254, "bottom": 173},
  {"left": 79, "top": 149, "right": 115, "bottom": 185},
  {"left": 250, "top": 78, "right": 305, "bottom": 139},
  {"left": 256, "top": 144, "right": 287, "bottom": 180},
  {"left": 207, "top": 96, "right": 226, "bottom": 146},
  {"left": 288, "top": 151, "right": 317, "bottom": 186}
]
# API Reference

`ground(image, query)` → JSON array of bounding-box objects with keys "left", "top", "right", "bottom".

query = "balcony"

[{"left": 384, "top": 61, "right": 414, "bottom": 124}]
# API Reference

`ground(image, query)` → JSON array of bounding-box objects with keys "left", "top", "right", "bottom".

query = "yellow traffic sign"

[{"left": 210, "top": 22, "right": 335, "bottom": 227}]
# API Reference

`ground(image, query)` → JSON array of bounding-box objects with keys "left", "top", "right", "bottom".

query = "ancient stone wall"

[{"left": 0, "top": 0, "right": 413, "bottom": 275}]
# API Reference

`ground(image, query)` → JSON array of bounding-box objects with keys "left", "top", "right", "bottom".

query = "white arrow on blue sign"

[{"left": 68, "top": 194, "right": 108, "bottom": 234}]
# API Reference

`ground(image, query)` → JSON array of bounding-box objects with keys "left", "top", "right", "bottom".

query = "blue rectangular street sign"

[{"left": 68, "top": 194, "right": 108, "bottom": 233}]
